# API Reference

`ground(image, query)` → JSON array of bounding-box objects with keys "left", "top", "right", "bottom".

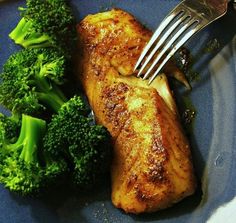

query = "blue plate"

[{"left": 0, "top": 1, "right": 236, "bottom": 222}]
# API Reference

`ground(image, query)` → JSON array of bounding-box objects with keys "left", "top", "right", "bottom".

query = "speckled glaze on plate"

[{"left": 0, "top": 1, "right": 235, "bottom": 223}]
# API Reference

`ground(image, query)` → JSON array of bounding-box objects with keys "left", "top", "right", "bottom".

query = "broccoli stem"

[
  {"left": 34, "top": 76, "right": 67, "bottom": 113},
  {"left": 9, "top": 113, "right": 21, "bottom": 123},
  {"left": 37, "top": 91, "right": 66, "bottom": 113},
  {"left": 7, "top": 114, "right": 46, "bottom": 164},
  {"left": 9, "top": 17, "right": 52, "bottom": 48}
]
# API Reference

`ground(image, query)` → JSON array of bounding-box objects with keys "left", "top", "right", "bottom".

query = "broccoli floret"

[
  {"left": 0, "top": 114, "right": 68, "bottom": 196},
  {"left": 0, "top": 48, "right": 68, "bottom": 115},
  {"left": 0, "top": 113, "right": 21, "bottom": 167},
  {"left": 9, "top": 0, "right": 77, "bottom": 55},
  {"left": 43, "top": 96, "right": 111, "bottom": 187},
  {"left": 0, "top": 113, "right": 21, "bottom": 145}
]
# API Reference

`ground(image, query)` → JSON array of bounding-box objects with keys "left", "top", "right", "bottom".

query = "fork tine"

[
  {"left": 137, "top": 10, "right": 186, "bottom": 77},
  {"left": 143, "top": 17, "right": 199, "bottom": 80},
  {"left": 134, "top": 6, "right": 184, "bottom": 72},
  {"left": 148, "top": 22, "right": 202, "bottom": 84}
]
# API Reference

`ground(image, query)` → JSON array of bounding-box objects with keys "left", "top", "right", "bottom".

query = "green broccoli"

[
  {"left": 0, "top": 48, "right": 68, "bottom": 116},
  {"left": 0, "top": 0, "right": 111, "bottom": 195},
  {"left": 0, "top": 114, "right": 68, "bottom": 196},
  {"left": 43, "top": 96, "right": 111, "bottom": 187},
  {"left": 0, "top": 113, "right": 21, "bottom": 145},
  {"left": 9, "top": 0, "right": 77, "bottom": 55}
]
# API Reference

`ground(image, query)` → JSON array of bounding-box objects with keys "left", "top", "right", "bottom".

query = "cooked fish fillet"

[{"left": 76, "top": 8, "right": 196, "bottom": 214}]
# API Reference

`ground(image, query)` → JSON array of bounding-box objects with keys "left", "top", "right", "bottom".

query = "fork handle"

[
  {"left": 184, "top": 0, "right": 228, "bottom": 15},
  {"left": 233, "top": 0, "right": 236, "bottom": 10},
  {"left": 205, "top": 0, "right": 228, "bottom": 13}
]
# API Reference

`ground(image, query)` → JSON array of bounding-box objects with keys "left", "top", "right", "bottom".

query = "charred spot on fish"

[
  {"left": 147, "top": 163, "right": 167, "bottom": 183},
  {"left": 105, "top": 101, "right": 116, "bottom": 110},
  {"left": 102, "top": 83, "right": 130, "bottom": 131},
  {"left": 127, "top": 174, "right": 138, "bottom": 189},
  {"left": 102, "top": 83, "right": 129, "bottom": 98},
  {"left": 135, "top": 187, "right": 153, "bottom": 202},
  {"left": 152, "top": 128, "right": 165, "bottom": 153},
  {"left": 152, "top": 138, "right": 166, "bottom": 154},
  {"left": 117, "top": 83, "right": 129, "bottom": 94}
]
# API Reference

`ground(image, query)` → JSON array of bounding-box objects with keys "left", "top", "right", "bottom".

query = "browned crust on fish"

[{"left": 76, "top": 8, "right": 196, "bottom": 214}]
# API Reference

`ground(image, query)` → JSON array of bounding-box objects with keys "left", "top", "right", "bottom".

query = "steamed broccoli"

[
  {"left": 0, "top": 114, "right": 68, "bottom": 196},
  {"left": 9, "top": 0, "right": 77, "bottom": 55},
  {"left": 0, "top": 113, "right": 20, "bottom": 145},
  {"left": 0, "top": 48, "right": 68, "bottom": 115},
  {"left": 0, "top": 0, "right": 111, "bottom": 196},
  {"left": 43, "top": 96, "right": 111, "bottom": 187}
]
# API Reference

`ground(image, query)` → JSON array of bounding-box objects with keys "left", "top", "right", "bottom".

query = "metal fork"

[{"left": 134, "top": 0, "right": 228, "bottom": 84}]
